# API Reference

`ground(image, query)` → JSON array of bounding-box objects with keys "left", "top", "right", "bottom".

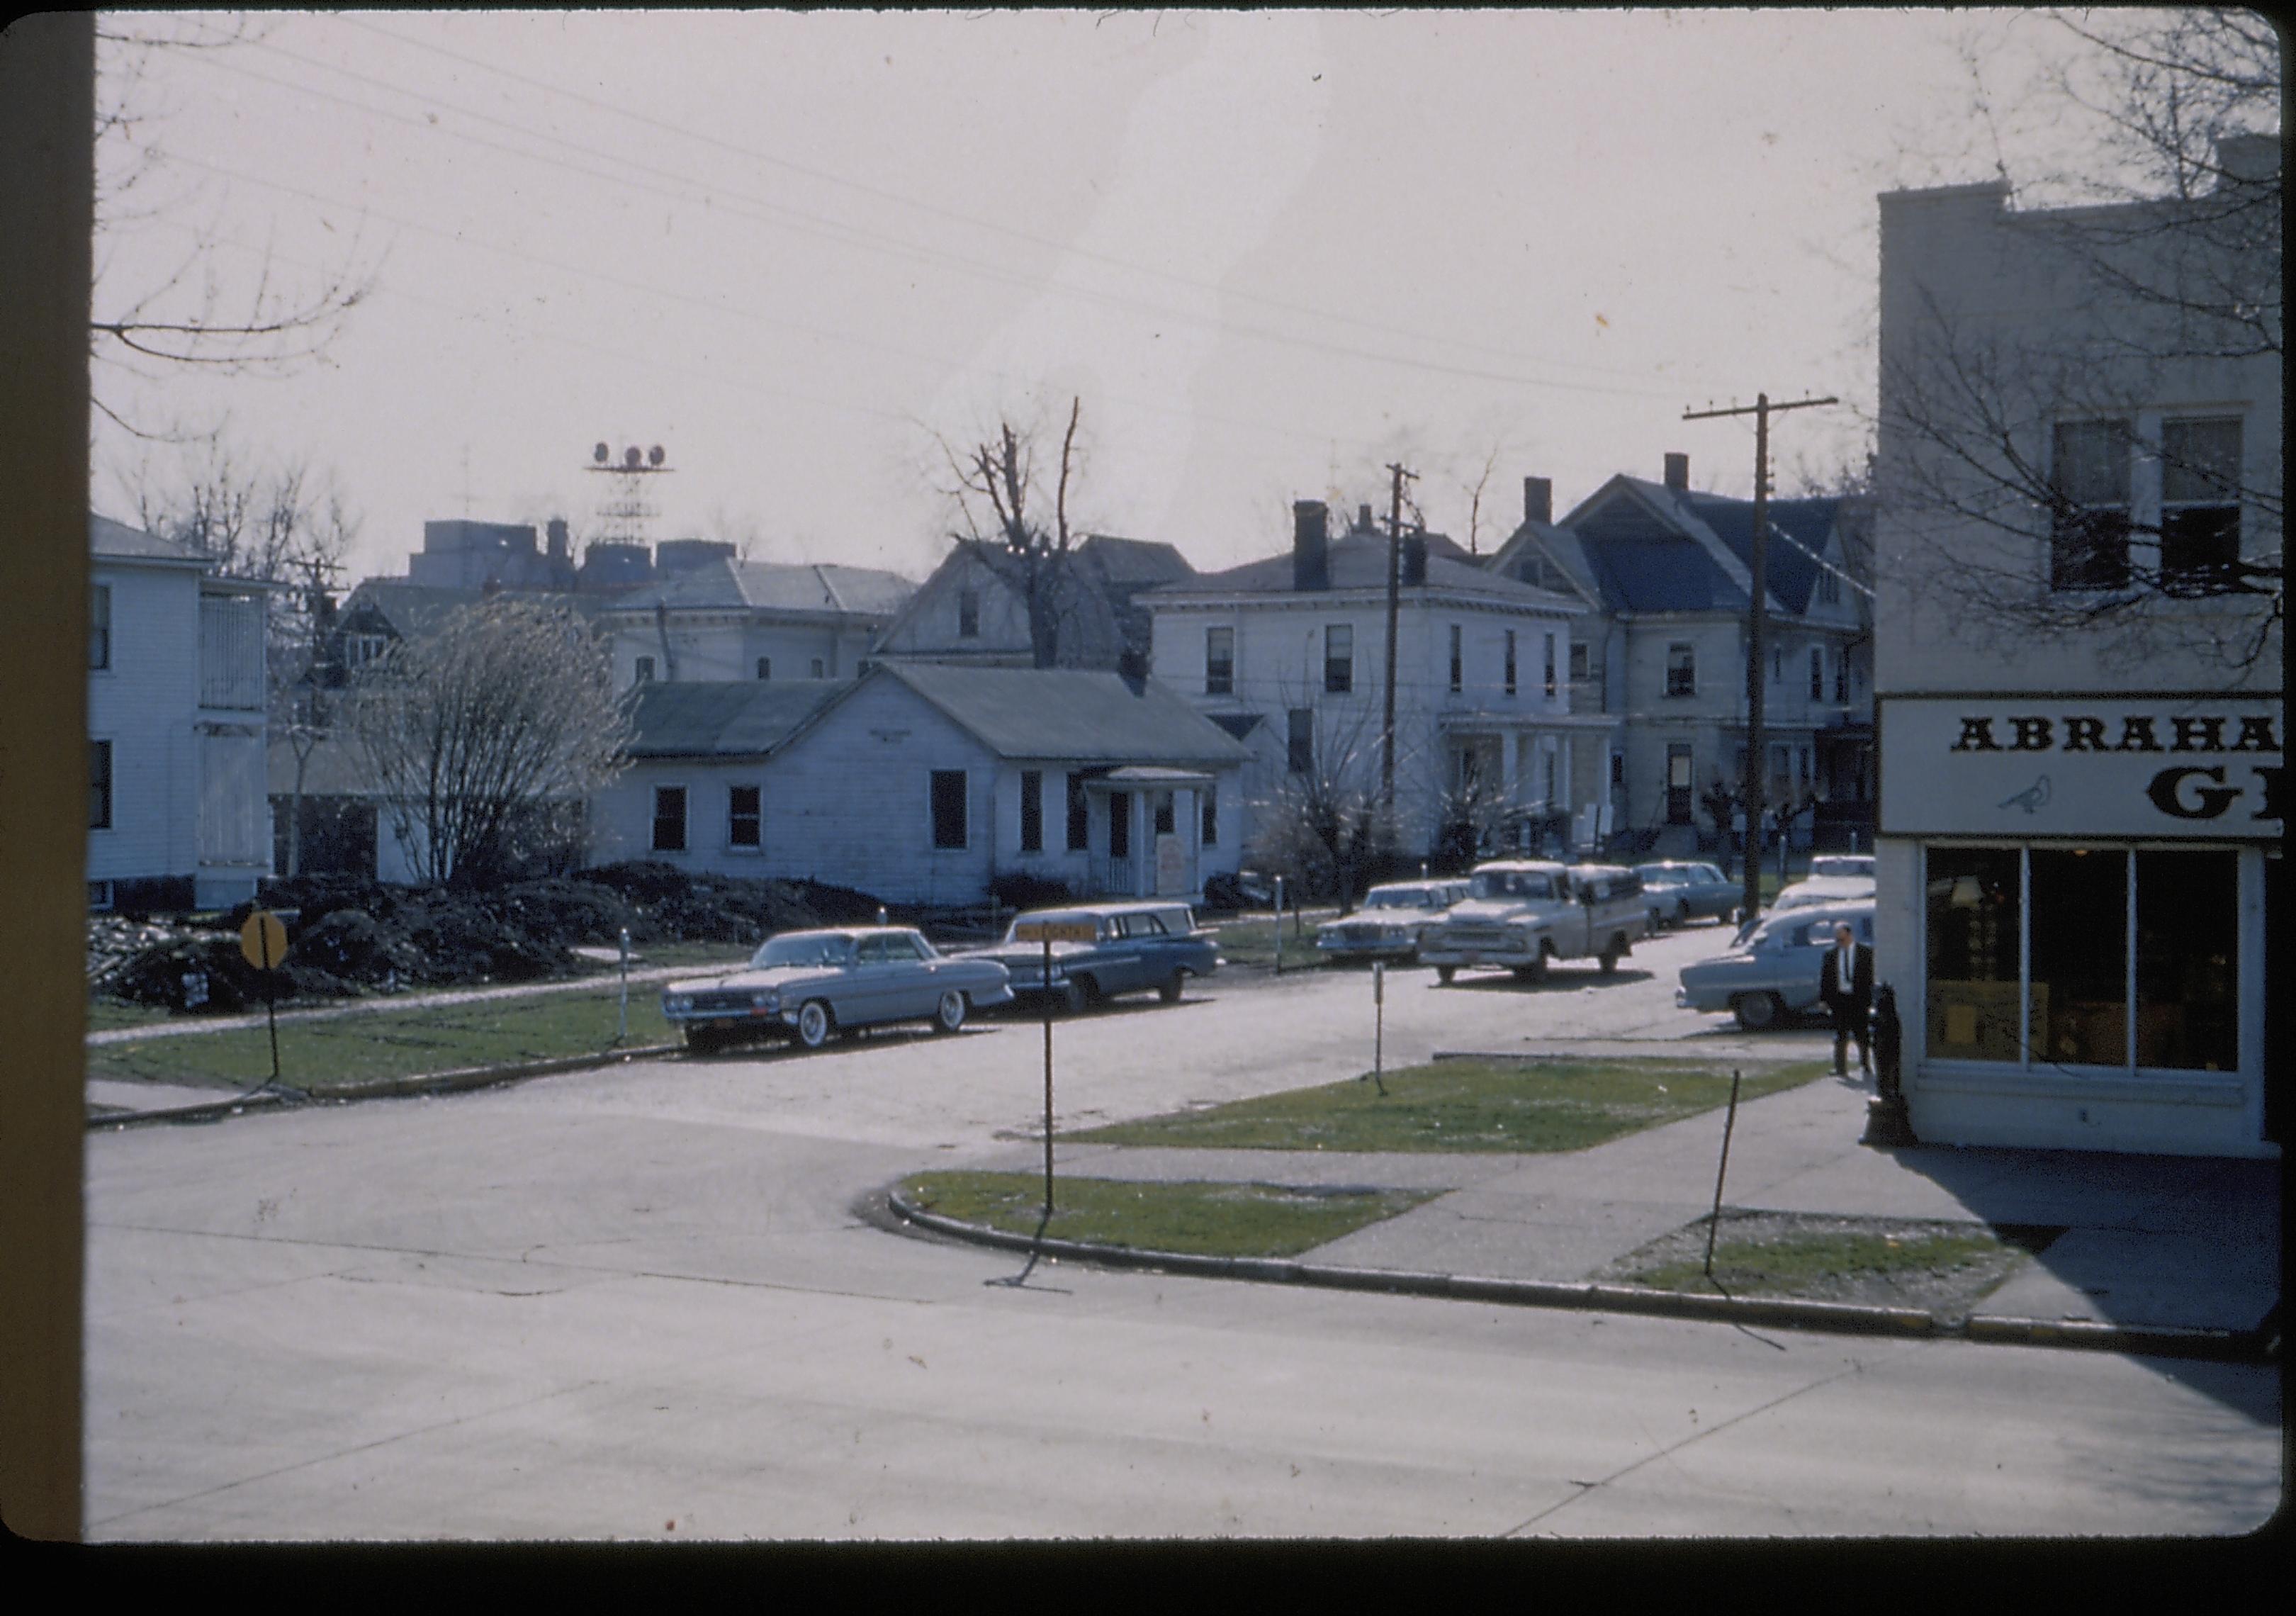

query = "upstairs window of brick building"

[
  {"left": 2160, "top": 416, "right": 2242, "bottom": 591},
  {"left": 2049, "top": 418, "right": 2132, "bottom": 590}
]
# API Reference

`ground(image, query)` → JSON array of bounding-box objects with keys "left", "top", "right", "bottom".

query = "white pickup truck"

[{"left": 1417, "top": 860, "right": 1651, "bottom": 984}]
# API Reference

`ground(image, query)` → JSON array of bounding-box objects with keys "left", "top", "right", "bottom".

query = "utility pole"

[
  {"left": 1380, "top": 461, "right": 1415, "bottom": 855},
  {"left": 1682, "top": 392, "right": 1835, "bottom": 926}
]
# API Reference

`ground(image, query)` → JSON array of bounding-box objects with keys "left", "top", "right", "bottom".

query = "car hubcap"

[{"left": 938, "top": 991, "right": 964, "bottom": 1030}]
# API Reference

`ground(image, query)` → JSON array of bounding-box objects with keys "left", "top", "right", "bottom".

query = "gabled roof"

[
  {"left": 605, "top": 556, "right": 915, "bottom": 618},
  {"left": 871, "top": 538, "right": 1162, "bottom": 668},
  {"left": 338, "top": 579, "right": 609, "bottom": 641},
  {"left": 1153, "top": 532, "right": 1580, "bottom": 612},
  {"left": 1073, "top": 534, "right": 1195, "bottom": 590},
  {"left": 89, "top": 512, "right": 203, "bottom": 566},
  {"left": 626, "top": 679, "right": 846, "bottom": 758},
  {"left": 1676, "top": 490, "right": 1840, "bottom": 617},
  {"left": 875, "top": 663, "right": 1251, "bottom": 765}
]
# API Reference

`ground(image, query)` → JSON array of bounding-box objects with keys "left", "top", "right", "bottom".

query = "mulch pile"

[{"left": 90, "top": 862, "right": 884, "bottom": 1014}]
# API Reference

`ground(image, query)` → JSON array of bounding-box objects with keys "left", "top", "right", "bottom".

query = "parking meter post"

[
  {"left": 1042, "top": 936, "right": 1055, "bottom": 1217},
  {"left": 617, "top": 926, "right": 630, "bottom": 1045},
  {"left": 1704, "top": 1069, "right": 1743, "bottom": 1279}
]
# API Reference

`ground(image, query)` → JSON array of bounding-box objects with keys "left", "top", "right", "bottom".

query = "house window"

[
  {"left": 1835, "top": 654, "right": 1849, "bottom": 704},
  {"left": 930, "top": 770, "right": 967, "bottom": 849},
  {"left": 1570, "top": 642, "right": 1590, "bottom": 682},
  {"left": 1201, "top": 781, "right": 1218, "bottom": 846},
  {"left": 1067, "top": 773, "right": 1090, "bottom": 851},
  {"left": 344, "top": 633, "right": 390, "bottom": 671},
  {"left": 810, "top": 658, "right": 826, "bottom": 678},
  {"left": 958, "top": 588, "right": 981, "bottom": 639},
  {"left": 2159, "top": 417, "right": 2242, "bottom": 590},
  {"left": 89, "top": 880, "right": 114, "bottom": 912},
  {"left": 1665, "top": 643, "right": 1696, "bottom": 697},
  {"left": 1288, "top": 708, "right": 1314, "bottom": 775},
  {"left": 634, "top": 656, "right": 656, "bottom": 685},
  {"left": 1927, "top": 845, "right": 2237, "bottom": 1073},
  {"left": 89, "top": 584, "right": 111, "bottom": 670},
  {"left": 728, "top": 785, "right": 761, "bottom": 849},
  {"left": 756, "top": 657, "right": 771, "bottom": 680},
  {"left": 89, "top": 739, "right": 112, "bottom": 830},
  {"left": 1771, "top": 644, "right": 1784, "bottom": 685},
  {"left": 1542, "top": 632, "right": 1555, "bottom": 699},
  {"left": 1324, "top": 624, "right": 1353, "bottom": 695},
  {"left": 2050, "top": 418, "right": 2133, "bottom": 589},
  {"left": 1818, "top": 566, "right": 1840, "bottom": 605},
  {"left": 1449, "top": 624, "right": 1463, "bottom": 692},
  {"left": 1205, "top": 627, "right": 1234, "bottom": 696},
  {"left": 1809, "top": 647, "right": 1825, "bottom": 701},
  {"left": 1020, "top": 770, "right": 1043, "bottom": 853},
  {"left": 651, "top": 785, "right": 687, "bottom": 852}
]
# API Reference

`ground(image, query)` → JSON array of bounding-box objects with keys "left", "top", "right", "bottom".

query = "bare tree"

[
  {"left": 91, "top": 15, "right": 377, "bottom": 439},
  {"left": 936, "top": 398, "right": 1088, "bottom": 669},
  {"left": 1879, "top": 9, "right": 2280, "bottom": 680},
  {"left": 1246, "top": 696, "right": 1393, "bottom": 908},
  {"left": 347, "top": 599, "right": 632, "bottom": 888}
]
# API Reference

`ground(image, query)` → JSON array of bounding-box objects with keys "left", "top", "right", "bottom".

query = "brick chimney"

[
  {"left": 1401, "top": 530, "right": 1428, "bottom": 586},
  {"left": 1523, "top": 476, "right": 1552, "bottom": 526},
  {"left": 1356, "top": 503, "right": 1375, "bottom": 534},
  {"left": 1292, "top": 500, "right": 1329, "bottom": 592},
  {"left": 1663, "top": 452, "right": 1689, "bottom": 493}
]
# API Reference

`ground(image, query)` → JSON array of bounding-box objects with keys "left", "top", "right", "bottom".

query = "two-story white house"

[
  {"left": 1872, "top": 135, "right": 2281, "bottom": 1158},
  {"left": 1146, "top": 500, "right": 1597, "bottom": 869},
  {"left": 1489, "top": 460, "right": 1874, "bottom": 860},
  {"left": 87, "top": 514, "right": 271, "bottom": 912},
  {"left": 592, "top": 554, "right": 915, "bottom": 691}
]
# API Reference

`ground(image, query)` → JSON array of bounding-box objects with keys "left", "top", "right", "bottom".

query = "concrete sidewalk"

[{"left": 901, "top": 1053, "right": 2283, "bottom": 1359}]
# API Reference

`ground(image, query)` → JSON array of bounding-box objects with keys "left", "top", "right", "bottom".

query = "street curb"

[
  {"left": 884, "top": 1190, "right": 2274, "bottom": 1362},
  {"left": 86, "top": 1043, "right": 684, "bottom": 1130}
]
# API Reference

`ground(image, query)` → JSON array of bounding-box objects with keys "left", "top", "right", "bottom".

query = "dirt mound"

[{"left": 92, "top": 864, "right": 889, "bottom": 1012}]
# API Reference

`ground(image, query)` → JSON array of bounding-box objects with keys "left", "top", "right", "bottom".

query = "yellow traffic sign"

[
  {"left": 240, "top": 909, "right": 288, "bottom": 971},
  {"left": 1011, "top": 919, "right": 1098, "bottom": 943}
]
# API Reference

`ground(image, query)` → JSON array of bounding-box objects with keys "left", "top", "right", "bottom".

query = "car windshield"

[
  {"left": 1809, "top": 856, "right": 1874, "bottom": 878},
  {"left": 752, "top": 933, "right": 856, "bottom": 969},
  {"left": 1636, "top": 867, "right": 1686, "bottom": 887},
  {"left": 1470, "top": 870, "right": 1553, "bottom": 900},
  {"left": 1366, "top": 888, "right": 1431, "bottom": 909}
]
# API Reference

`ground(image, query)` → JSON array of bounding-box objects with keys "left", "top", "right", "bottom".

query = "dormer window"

[{"left": 957, "top": 587, "right": 981, "bottom": 639}]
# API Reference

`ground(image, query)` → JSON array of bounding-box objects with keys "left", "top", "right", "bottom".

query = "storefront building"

[{"left": 1877, "top": 695, "right": 2280, "bottom": 1156}]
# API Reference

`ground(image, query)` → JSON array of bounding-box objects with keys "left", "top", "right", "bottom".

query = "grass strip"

[
  {"left": 86, "top": 988, "right": 676, "bottom": 1089},
  {"left": 1203, "top": 911, "right": 1341, "bottom": 971},
  {"left": 1068, "top": 1057, "right": 1825, "bottom": 1154},
  {"left": 899, "top": 1171, "right": 1438, "bottom": 1258},
  {"left": 1627, "top": 1228, "right": 2010, "bottom": 1295}
]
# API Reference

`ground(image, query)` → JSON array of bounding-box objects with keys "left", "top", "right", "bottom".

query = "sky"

[{"left": 88, "top": 8, "right": 2168, "bottom": 589}]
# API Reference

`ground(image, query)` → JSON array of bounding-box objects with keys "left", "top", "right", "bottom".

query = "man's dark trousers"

[{"left": 1818, "top": 941, "right": 1875, "bottom": 1075}]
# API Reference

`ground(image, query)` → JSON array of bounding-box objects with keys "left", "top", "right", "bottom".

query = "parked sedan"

[
  {"left": 1633, "top": 861, "right": 1739, "bottom": 928},
  {"left": 1677, "top": 902, "right": 1874, "bottom": 1031},
  {"left": 967, "top": 902, "right": 1220, "bottom": 1011},
  {"left": 661, "top": 927, "right": 1013, "bottom": 1053},
  {"left": 1314, "top": 880, "right": 1468, "bottom": 964}
]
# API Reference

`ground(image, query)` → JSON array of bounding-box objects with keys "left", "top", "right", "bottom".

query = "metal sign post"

[
  {"left": 1369, "top": 961, "right": 1388, "bottom": 1096},
  {"left": 1703, "top": 1069, "right": 1744, "bottom": 1279},
  {"left": 617, "top": 926, "right": 631, "bottom": 1045},
  {"left": 239, "top": 909, "right": 289, "bottom": 1087},
  {"left": 1010, "top": 918, "right": 1097, "bottom": 1218},
  {"left": 1272, "top": 875, "right": 1285, "bottom": 975}
]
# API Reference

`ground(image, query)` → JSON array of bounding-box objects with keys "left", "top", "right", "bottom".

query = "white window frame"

[
  {"left": 727, "top": 782, "right": 762, "bottom": 852},
  {"left": 651, "top": 782, "right": 688, "bottom": 853}
]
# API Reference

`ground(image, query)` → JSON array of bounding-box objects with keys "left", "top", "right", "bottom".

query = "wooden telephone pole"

[
  {"left": 1681, "top": 392, "right": 1835, "bottom": 924},
  {"left": 1380, "top": 461, "right": 1416, "bottom": 851}
]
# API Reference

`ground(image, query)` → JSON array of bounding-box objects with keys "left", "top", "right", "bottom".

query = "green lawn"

[
  {"left": 897, "top": 1171, "right": 1437, "bottom": 1258},
  {"left": 1203, "top": 909, "right": 1341, "bottom": 971},
  {"left": 85, "top": 1000, "right": 174, "bottom": 1033},
  {"left": 86, "top": 987, "right": 677, "bottom": 1091},
  {"left": 1625, "top": 1228, "right": 2010, "bottom": 1295},
  {"left": 1068, "top": 1057, "right": 1827, "bottom": 1155}
]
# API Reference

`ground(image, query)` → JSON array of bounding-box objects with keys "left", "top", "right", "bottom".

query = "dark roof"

[
  {"left": 627, "top": 680, "right": 845, "bottom": 758},
  {"left": 1074, "top": 534, "right": 1196, "bottom": 590},
  {"left": 89, "top": 512, "right": 202, "bottom": 565},
  {"left": 1678, "top": 491, "right": 1840, "bottom": 617},
  {"left": 339, "top": 580, "right": 492, "bottom": 640},
  {"left": 607, "top": 556, "right": 915, "bottom": 617},
  {"left": 1206, "top": 712, "right": 1264, "bottom": 741},
  {"left": 878, "top": 663, "right": 1251, "bottom": 765},
  {"left": 1580, "top": 536, "right": 1747, "bottom": 614},
  {"left": 1157, "top": 532, "right": 1578, "bottom": 610}
]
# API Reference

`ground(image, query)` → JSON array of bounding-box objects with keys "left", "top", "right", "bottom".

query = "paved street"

[{"left": 84, "top": 924, "right": 2283, "bottom": 1539}]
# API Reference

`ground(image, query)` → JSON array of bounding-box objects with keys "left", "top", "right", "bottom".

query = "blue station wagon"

[{"left": 967, "top": 902, "right": 1220, "bottom": 1012}]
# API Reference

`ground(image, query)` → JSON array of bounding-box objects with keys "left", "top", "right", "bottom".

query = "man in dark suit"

[{"left": 1817, "top": 921, "right": 1874, "bottom": 1077}]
